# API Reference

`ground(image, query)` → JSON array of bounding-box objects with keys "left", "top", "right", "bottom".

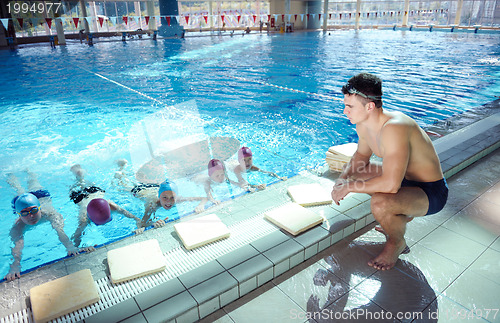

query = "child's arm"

[
  {"left": 253, "top": 165, "right": 288, "bottom": 181},
  {"left": 204, "top": 181, "right": 221, "bottom": 205},
  {"left": 5, "top": 221, "right": 25, "bottom": 281},
  {"left": 141, "top": 199, "right": 166, "bottom": 229},
  {"left": 177, "top": 196, "right": 209, "bottom": 213},
  {"left": 47, "top": 210, "right": 80, "bottom": 256},
  {"left": 108, "top": 200, "right": 144, "bottom": 234}
]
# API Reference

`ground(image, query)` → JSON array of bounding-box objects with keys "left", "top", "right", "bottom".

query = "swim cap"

[
  {"left": 158, "top": 180, "right": 178, "bottom": 198},
  {"left": 15, "top": 193, "right": 40, "bottom": 213},
  {"left": 87, "top": 198, "right": 112, "bottom": 225},
  {"left": 238, "top": 147, "right": 252, "bottom": 161},
  {"left": 208, "top": 159, "right": 225, "bottom": 177}
]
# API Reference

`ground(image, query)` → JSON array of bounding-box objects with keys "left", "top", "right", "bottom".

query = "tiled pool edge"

[
  {"left": 1, "top": 113, "right": 499, "bottom": 323},
  {"left": 85, "top": 113, "right": 500, "bottom": 323}
]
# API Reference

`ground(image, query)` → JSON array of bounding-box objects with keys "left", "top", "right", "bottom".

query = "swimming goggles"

[
  {"left": 18, "top": 206, "right": 40, "bottom": 217},
  {"left": 343, "top": 84, "right": 382, "bottom": 100}
]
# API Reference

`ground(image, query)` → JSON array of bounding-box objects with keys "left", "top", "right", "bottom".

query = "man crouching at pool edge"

[{"left": 331, "top": 73, "right": 448, "bottom": 270}]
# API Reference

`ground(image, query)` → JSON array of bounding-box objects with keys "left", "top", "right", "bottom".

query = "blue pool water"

[{"left": 0, "top": 30, "right": 499, "bottom": 278}]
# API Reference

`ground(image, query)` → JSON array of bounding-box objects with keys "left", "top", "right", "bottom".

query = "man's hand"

[{"left": 331, "top": 180, "right": 350, "bottom": 205}]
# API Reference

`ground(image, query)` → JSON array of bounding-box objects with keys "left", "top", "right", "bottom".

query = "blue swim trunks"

[
  {"left": 11, "top": 189, "right": 51, "bottom": 213},
  {"left": 401, "top": 178, "right": 448, "bottom": 215}
]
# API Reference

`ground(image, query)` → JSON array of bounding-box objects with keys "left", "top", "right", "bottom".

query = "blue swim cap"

[
  {"left": 158, "top": 180, "right": 178, "bottom": 198},
  {"left": 15, "top": 193, "right": 40, "bottom": 213}
]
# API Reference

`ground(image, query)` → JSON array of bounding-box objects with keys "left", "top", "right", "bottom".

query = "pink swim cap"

[
  {"left": 208, "top": 159, "right": 225, "bottom": 177},
  {"left": 87, "top": 198, "right": 112, "bottom": 225},
  {"left": 238, "top": 147, "right": 252, "bottom": 161}
]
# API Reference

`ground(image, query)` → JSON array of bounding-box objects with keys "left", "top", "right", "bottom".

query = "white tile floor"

[{"left": 201, "top": 149, "right": 500, "bottom": 323}]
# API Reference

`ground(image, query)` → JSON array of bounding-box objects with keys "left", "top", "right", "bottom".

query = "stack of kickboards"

[{"left": 325, "top": 143, "right": 357, "bottom": 172}]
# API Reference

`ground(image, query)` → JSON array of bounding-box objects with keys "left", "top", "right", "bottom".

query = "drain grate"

[{"left": 3, "top": 213, "right": 278, "bottom": 323}]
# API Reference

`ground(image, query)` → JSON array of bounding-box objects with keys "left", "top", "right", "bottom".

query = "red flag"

[
  {"left": 166, "top": 16, "right": 171, "bottom": 26},
  {"left": 221, "top": 15, "right": 225, "bottom": 23},
  {"left": 318, "top": 14, "right": 321, "bottom": 20},
  {"left": 367, "top": 12, "right": 370, "bottom": 18},
  {"left": 237, "top": 15, "right": 241, "bottom": 23},
  {"left": 267, "top": 14, "right": 271, "bottom": 21},
  {"left": 252, "top": 15, "right": 256, "bottom": 23},
  {"left": 123, "top": 16, "right": 128, "bottom": 25},
  {"left": 349, "top": 13, "right": 351, "bottom": 19},
  {"left": 185, "top": 16, "right": 189, "bottom": 24},
  {"left": 295, "top": 14, "right": 298, "bottom": 21},
  {"left": 145, "top": 16, "right": 150, "bottom": 25},
  {"left": 339, "top": 13, "right": 342, "bottom": 20},
  {"left": 45, "top": 18, "right": 52, "bottom": 28},
  {"left": 282, "top": 14, "right": 285, "bottom": 21},
  {"left": 358, "top": 12, "right": 361, "bottom": 17},
  {"left": 307, "top": 14, "right": 310, "bottom": 20},
  {"left": 18, "top": 18, "right": 23, "bottom": 28},
  {"left": 98, "top": 17, "right": 104, "bottom": 27},
  {"left": 329, "top": 14, "right": 331, "bottom": 19},
  {"left": 204, "top": 16, "right": 208, "bottom": 24},
  {"left": 73, "top": 17, "right": 79, "bottom": 27}
]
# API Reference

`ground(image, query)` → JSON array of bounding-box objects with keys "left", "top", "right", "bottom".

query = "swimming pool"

[{"left": 1, "top": 30, "right": 499, "bottom": 278}]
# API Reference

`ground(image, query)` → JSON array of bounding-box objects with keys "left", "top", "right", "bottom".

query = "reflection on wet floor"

[{"left": 202, "top": 149, "right": 500, "bottom": 323}]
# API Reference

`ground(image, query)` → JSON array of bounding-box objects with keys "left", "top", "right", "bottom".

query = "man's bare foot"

[{"left": 368, "top": 240, "right": 407, "bottom": 270}]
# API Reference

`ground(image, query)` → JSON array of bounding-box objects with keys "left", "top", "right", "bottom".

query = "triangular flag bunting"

[
  {"left": 203, "top": 15, "right": 208, "bottom": 24},
  {"left": 300, "top": 14, "right": 304, "bottom": 21},
  {"left": 281, "top": 14, "right": 285, "bottom": 21},
  {"left": 0, "top": 18, "right": 8, "bottom": 30},
  {"left": 267, "top": 14, "right": 271, "bottom": 22},
  {"left": 185, "top": 16, "right": 189, "bottom": 24},
  {"left": 339, "top": 13, "right": 342, "bottom": 19},
  {"left": 329, "top": 13, "right": 331, "bottom": 19},
  {"left": 307, "top": 14, "right": 310, "bottom": 20},
  {"left": 294, "top": 14, "right": 298, "bottom": 21},
  {"left": 166, "top": 16, "right": 171, "bottom": 26},
  {"left": 45, "top": 18, "right": 52, "bottom": 28},
  {"left": 221, "top": 15, "right": 225, "bottom": 23},
  {"left": 145, "top": 16, "right": 150, "bottom": 25},
  {"left": 318, "top": 14, "right": 321, "bottom": 20},
  {"left": 252, "top": 15, "right": 256, "bottom": 23},
  {"left": 18, "top": 18, "right": 23, "bottom": 28},
  {"left": 123, "top": 16, "right": 128, "bottom": 25},
  {"left": 110, "top": 17, "right": 117, "bottom": 25},
  {"left": 237, "top": 15, "right": 241, "bottom": 23},
  {"left": 98, "top": 17, "right": 104, "bottom": 27}
]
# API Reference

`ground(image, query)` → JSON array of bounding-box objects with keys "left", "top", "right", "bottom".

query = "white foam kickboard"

[
  {"left": 287, "top": 183, "right": 333, "bottom": 206},
  {"left": 174, "top": 213, "right": 230, "bottom": 250},
  {"left": 30, "top": 269, "right": 100, "bottom": 323},
  {"left": 264, "top": 203, "right": 324, "bottom": 236},
  {"left": 108, "top": 239, "right": 166, "bottom": 284}
]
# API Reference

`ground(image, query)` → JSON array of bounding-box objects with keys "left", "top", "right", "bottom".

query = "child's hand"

[
  {"left": 154, "top": 218, "right": 168, "bottom": 228},
  {"left": 79, "top": 246, "right": 96, "bottom": 253},
  {"left": 195, "top": 205, "right": 205, "bottom": 213},
  {"left": 280, "top": 176, "right": 288, "bottom": 181},
  {"left": 257, "top": 184, "right": 266, "bottom": 190},
  {"left": 134, "top": 227, "right": 145, "bottom": 234},
  {"left": 67, "top": 246, "right": 80, "bottom": 256}
]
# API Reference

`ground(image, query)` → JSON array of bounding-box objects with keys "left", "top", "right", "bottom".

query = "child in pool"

[
  {"left": 200, "top": 159, "right": 243, "bottom": 206},
  {"left": 114, "top": 159, "right": 208, "bottom": 226},
  {"left": 69, "top": 164, "right": 143, "bottom": 247},
  {"left": 231, "top": 146, "right": 287, "bottom": 190},
  {"left": 4, "top": 170, "right": 87, "bottom": 281}
]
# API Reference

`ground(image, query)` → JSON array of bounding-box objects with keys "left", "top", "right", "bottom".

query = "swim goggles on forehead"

[
  {"left": 343, "top": 84, "right": 382, "bottom": 100},
  {"left": 18, "top": 206, "right": 40, "bottom": 217}
]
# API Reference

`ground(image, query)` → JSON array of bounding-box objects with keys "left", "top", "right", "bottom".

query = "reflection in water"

[{"left": 307, "top": 240, "right": 437, "bottom": 323}]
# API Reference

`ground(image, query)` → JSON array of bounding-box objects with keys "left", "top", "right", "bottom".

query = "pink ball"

[{"left": 87, "top": 198, "right": 112, "bottom": 225}]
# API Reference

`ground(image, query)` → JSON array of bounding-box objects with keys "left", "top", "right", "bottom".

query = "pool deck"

[{"left": 1, "top": 110, "right": 499, "bottom": 323}]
